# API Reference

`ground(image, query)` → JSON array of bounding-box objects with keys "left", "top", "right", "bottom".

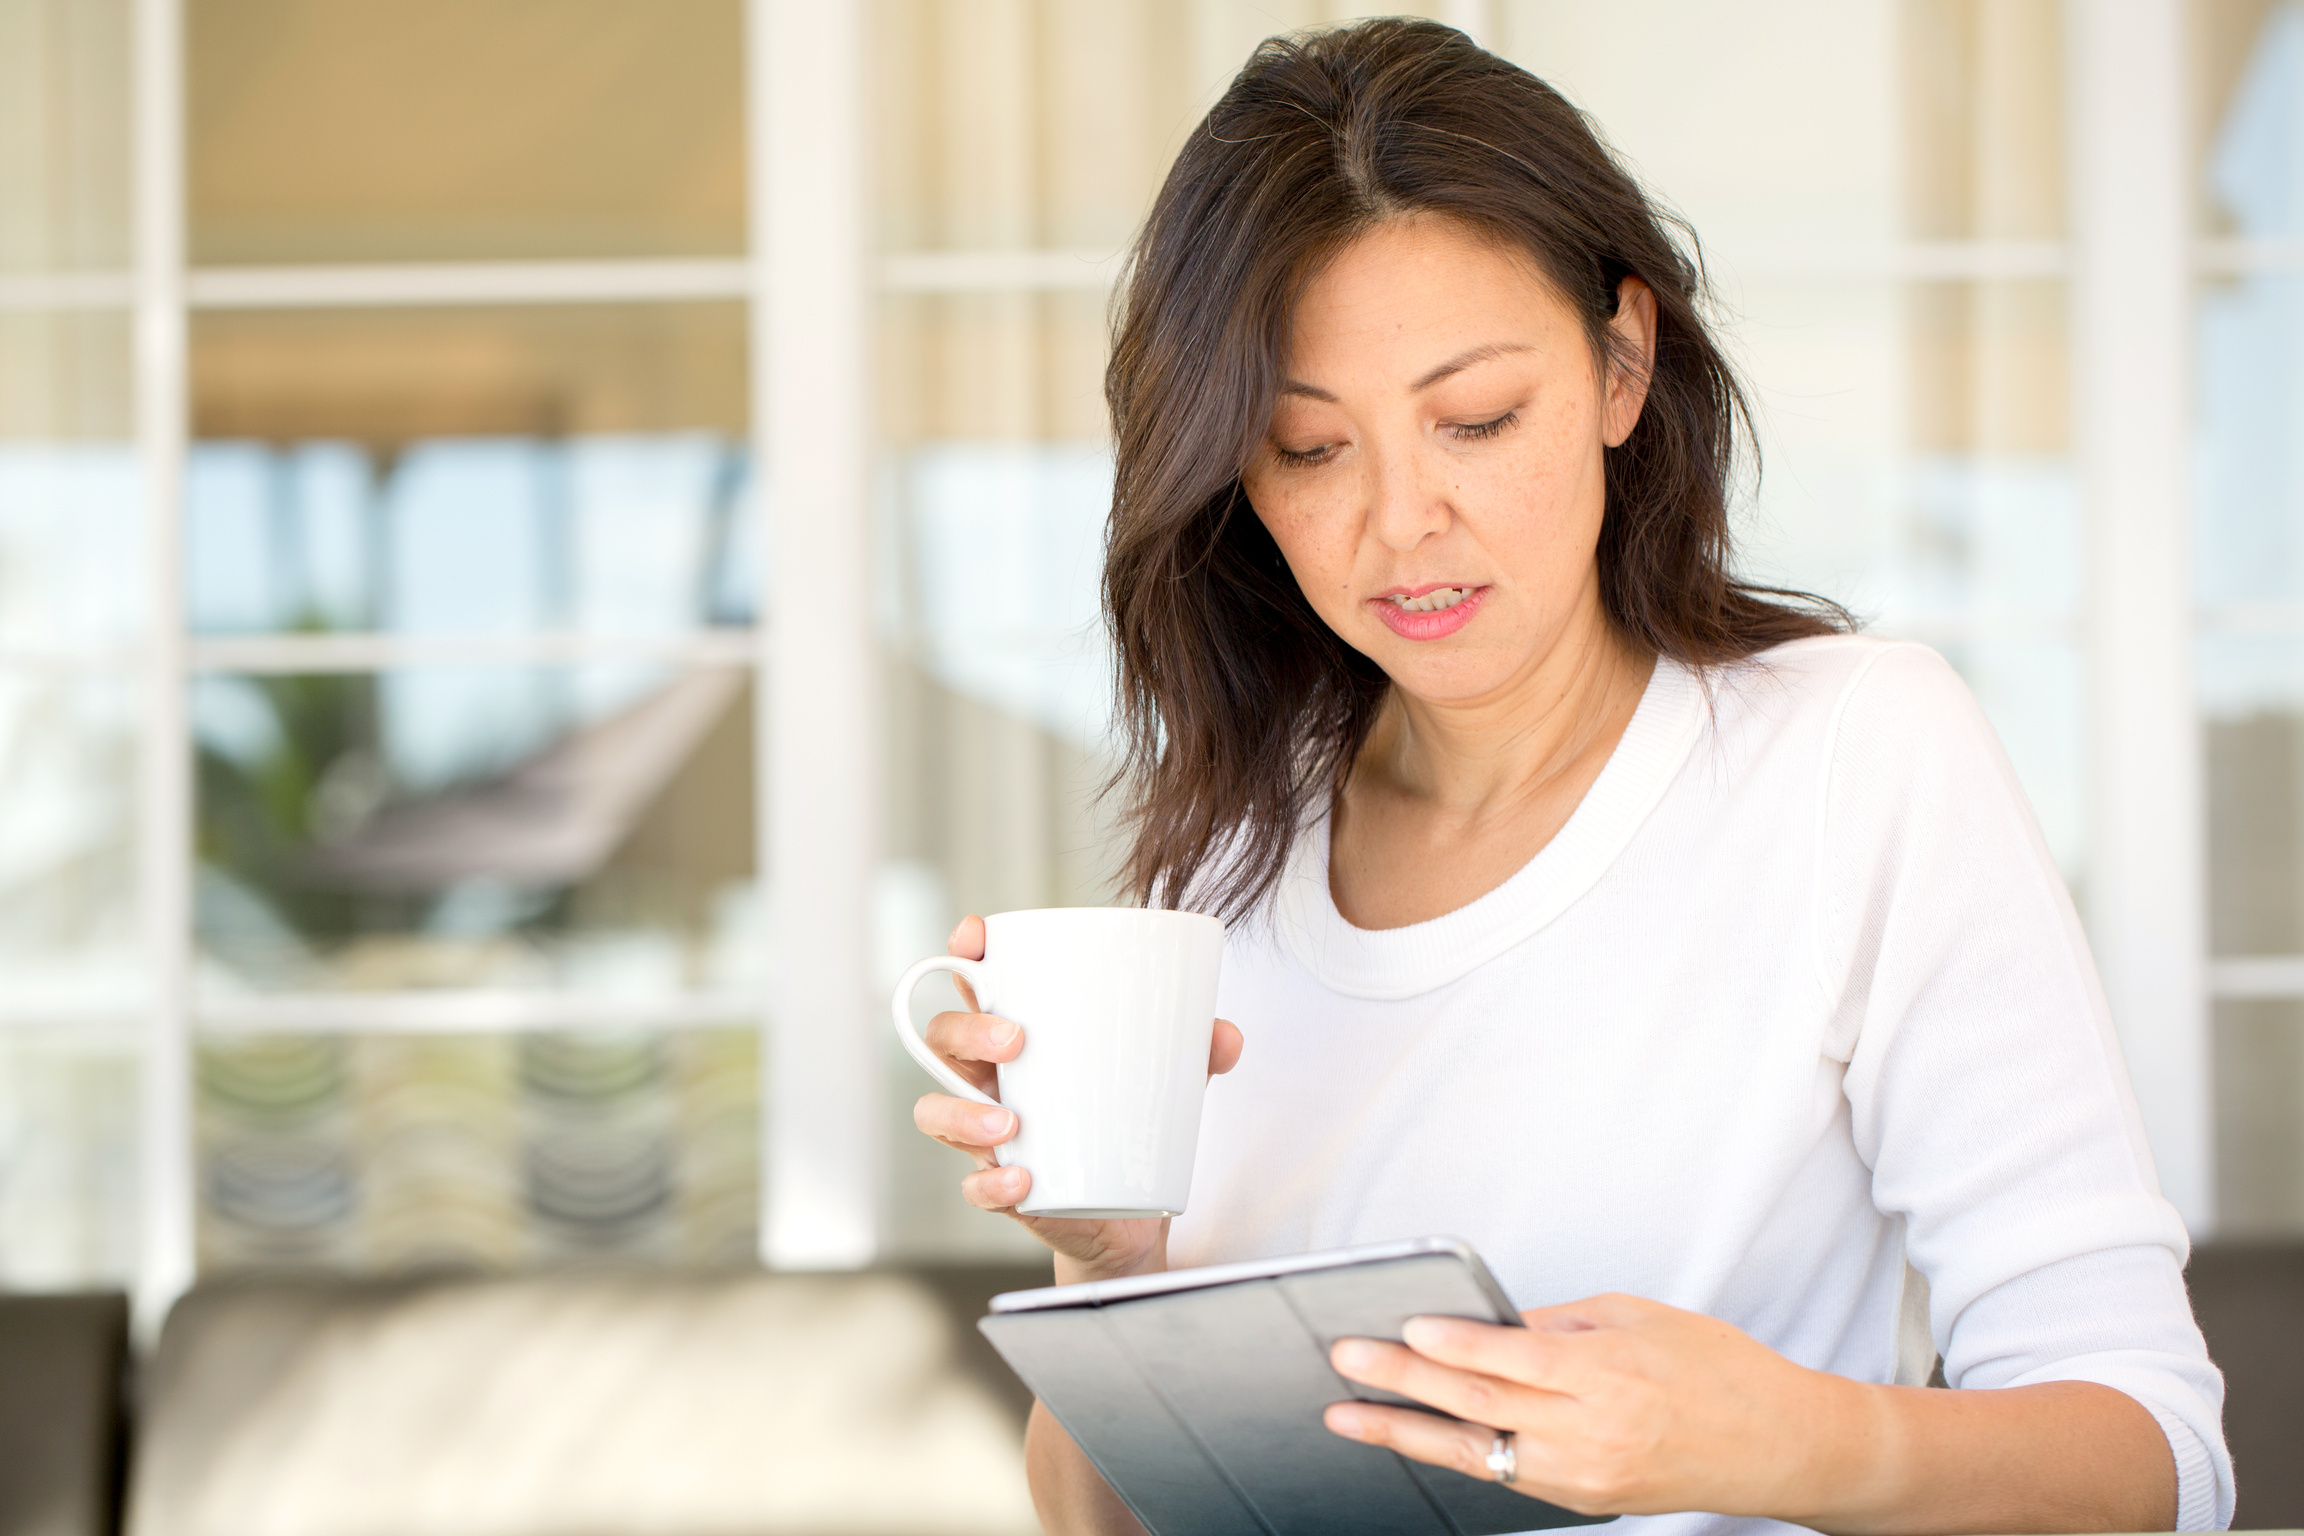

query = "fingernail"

[
  {"left": 978, "top": 1108, "right": 1013, "bottom": 1139},
  {"left": 1329, "top": 1406, "right": 1365, "bottom": 1438},
  {"left": 1402, "top": 1316, "right": 1442, "bottom": 1349},
  {"left": 949, "top": 920, "right": 964, "bottom": 946},
  {"left": 1332, "top": 1339, "right": 1373, "bottom": 1375},
  {"left": 997, "top": 1018, "right": 1022, "bottom": 1048}
]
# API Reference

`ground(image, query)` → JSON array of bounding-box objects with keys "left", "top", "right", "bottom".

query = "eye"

[
  {"left": 1448, "top": 410, "right": 1520, "bottom": 443},
  {"left": 1272, "top": 441, "right": 1338, "bottom": 467}
]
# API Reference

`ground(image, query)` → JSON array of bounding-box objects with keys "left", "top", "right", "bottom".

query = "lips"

[{"left": 1371, "top": 583, "right": 1488, "bottom": 640}]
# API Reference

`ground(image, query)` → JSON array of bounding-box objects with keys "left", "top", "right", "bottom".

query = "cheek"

[
  {"left": 1245, "top": 478, "right": 1358, "bottom": 595},
  {"left": 1436, "top": 434, "right": 1607, "bottom": 624},
  {"left": 1482, "top": 412, "right": 1609, "bottom": 558}
]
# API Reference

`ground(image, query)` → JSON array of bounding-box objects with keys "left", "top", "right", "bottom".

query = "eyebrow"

[
  {"left": 1275, "top": 341, "right": 1536, "bottom": 403},
  {"left": 1410, "top": 342, "right": 1535, "bottom": 392}
]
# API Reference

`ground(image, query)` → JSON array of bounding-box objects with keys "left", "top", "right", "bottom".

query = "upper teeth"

[{"left": 1390, "top": 587, "right": 1471, "bottom": 613}]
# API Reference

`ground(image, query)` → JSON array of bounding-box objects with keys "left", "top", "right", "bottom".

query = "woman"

[{"left": 912, "top": 19, "right": 2230, "bottom": 1536}]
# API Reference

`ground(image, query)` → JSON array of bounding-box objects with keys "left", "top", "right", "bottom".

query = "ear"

[{"left": 1600, "top": 276, "right": 1658, "bottom": 449}]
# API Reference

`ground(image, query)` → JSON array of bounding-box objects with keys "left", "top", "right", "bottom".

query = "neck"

[{"left": 1355, "top": 580, "right": 1653, "bottom": 827}]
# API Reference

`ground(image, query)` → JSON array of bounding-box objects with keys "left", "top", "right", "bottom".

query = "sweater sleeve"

[{"left": 1814, "top": 642, "right": 2233, "bottom": 1530}]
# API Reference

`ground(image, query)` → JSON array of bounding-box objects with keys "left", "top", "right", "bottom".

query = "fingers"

[
  {"left": 962, "top": 1162, "right": 1032, "bottom": 1212},
  {"left": 923, "top": 914, "right": 1006, "bottom": 1075},
  {"left": 1331, "top": 1336, "right": 1556, "bottom": 1432},
  {"left": 1324, "top": 1401, "right": 1502, "bottom": 1486},
  {"left": 948, "top": 916, "right": 986, "bottom": 1010},
  {"left": 1209, "top": 1018, "right": 1244, "bottom": 1076},
  {"left": 1401, "top": 1314, "right": 1582, "bottom": 1393},
  {"left": 923, "top": 1008, "right": 1023, "bottom": 1090},
  {"left": 913, "top": 1092, "right": 1017, "bottom": 1158},
  {"left": 915, "top": 1084, "right": 1032, "bottom": 1214}
]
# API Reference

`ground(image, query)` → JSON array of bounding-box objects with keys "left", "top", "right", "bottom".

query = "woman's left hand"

[{"left": 1325, "top": 1292, "right": 1865, "bottom": 1522}]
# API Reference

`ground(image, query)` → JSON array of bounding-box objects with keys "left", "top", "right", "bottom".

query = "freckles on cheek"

[
  {"left": 1259, "top": 498, "right": 1354, "bottom": 595},
  {"left": 1529, "top": 407, "right": 1592, "bottom": 481},
  {"left": 1508, "top": 414, "right": 1608, "bottom": 541}
]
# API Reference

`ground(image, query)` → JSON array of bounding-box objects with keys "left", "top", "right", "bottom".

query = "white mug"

[{"left": 892, "top": 907, "right": 1226, "bottom": 1219}]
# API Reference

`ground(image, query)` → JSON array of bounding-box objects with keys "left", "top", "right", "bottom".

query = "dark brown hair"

[{"left": 1104, "top": 17, "right": 1845, "bottom": 921}]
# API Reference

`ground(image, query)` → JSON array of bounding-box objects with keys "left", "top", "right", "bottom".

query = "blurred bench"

[{"left": 121, "top": 1264, "right": 1047, "bottom": 1536}]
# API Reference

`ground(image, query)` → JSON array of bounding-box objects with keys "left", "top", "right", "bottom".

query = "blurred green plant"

[{"left": 193, "top": 653, "right": 408, "bottom": 945}]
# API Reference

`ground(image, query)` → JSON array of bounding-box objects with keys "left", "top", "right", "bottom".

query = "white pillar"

[
  {"left": 132, "top": 0, "right": 194, "bottom": 1334},
  {"left": 749, "top": 0, "right": 880, "bottom": 1268},
  {"left": 2067, "top": 0, "right": 2211, "bottom": 1231}
]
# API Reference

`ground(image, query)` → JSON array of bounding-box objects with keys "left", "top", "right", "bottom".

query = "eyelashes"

[
  {"left": 1269, "top": 409, "right": 1521, "bottom": 468},
  {"left": 1451, "top": 409, "right": 1519, "bottom": 441}
]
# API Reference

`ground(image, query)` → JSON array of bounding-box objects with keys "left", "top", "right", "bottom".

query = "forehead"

[{"left": 1285, "top": 215, "right": 1578, "bottom": 367}]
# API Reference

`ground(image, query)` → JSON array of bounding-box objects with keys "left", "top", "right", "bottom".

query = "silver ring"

[{"left": 1485, "top": 1430, "right": 1517, "bottom": 1484}]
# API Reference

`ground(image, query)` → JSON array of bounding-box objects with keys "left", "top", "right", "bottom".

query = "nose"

[{"left": 1363, "top": 435, "right": 1452, "bottom": 554}]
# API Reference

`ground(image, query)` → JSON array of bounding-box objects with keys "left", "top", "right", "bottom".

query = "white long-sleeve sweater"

[{"left": 1167, "top": 635, "right": 2233, "bottom": 1535}]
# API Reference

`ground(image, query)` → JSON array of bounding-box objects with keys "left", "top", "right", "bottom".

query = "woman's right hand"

[{"left": 911, "top": 913, "right": 1245, "bottom": 1286}]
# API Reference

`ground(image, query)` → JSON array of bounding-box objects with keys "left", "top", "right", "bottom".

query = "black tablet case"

[{"left": 978, "top": 1248, "right": 1612, "bottom": 1536}]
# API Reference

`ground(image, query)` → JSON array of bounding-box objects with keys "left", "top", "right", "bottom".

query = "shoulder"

[
  {"left": 1705, "top": 633, "right": 1986, "bottom": 755},
  {"left": 1770, "top": 636, "right": 2049, "bottom": 915},
  {"left": 1713, "top": 631, "right": 1965, "bottom": 708},
  {"left": 1688, "top": 635, "right": 2018, "bottom": 854}
]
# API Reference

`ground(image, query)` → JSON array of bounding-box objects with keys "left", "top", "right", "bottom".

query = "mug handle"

[{"left": 891, "top": 955, "right": 1003, "bottom": 1108}]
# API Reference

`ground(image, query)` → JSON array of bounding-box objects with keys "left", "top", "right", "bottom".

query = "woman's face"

[{"left": 1242, "top": 216, "right": 1655, "bottom": 705}]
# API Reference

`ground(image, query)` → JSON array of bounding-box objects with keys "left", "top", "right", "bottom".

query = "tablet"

[{"left": 979, "top": 1236, "right": 1613, "bottom": 1536}]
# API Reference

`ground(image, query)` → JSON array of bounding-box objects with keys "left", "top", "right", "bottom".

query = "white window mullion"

[
  {"left": 182, "top": 258, "right": 750, "bottom": 310},
  {"left": 131, "top": 0, "right": 194, "bottom": 1333},
  {"left": 183, "top": 629, "right": 762, "bottom": 674},
  {"left": 2067, "top": 0, "right": 2212, "bottom": 1232},
  {"left": 195, "top": 991, "right": 764, "bottom": 1035},
  {"left": 750, "top": 0, "right": 879, "bottom": 1269}
]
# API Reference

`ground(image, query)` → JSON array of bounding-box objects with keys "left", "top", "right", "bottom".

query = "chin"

[{"left": 1376, "top": 653, "right": 1522, "bottom": 706}]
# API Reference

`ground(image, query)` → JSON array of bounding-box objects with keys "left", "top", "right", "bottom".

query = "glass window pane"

[
  {"left": 1, "top": 310, "right": 142, "bottom": 655},
  {"left": 187, "top": 0, "right": 745, "bottom": 264},
  {"left": 877, "top": 290, "right": 1109, "bottom": 446},
  {"left": 877, "top": 291, "right": 1122, "bottom": 935},
  {"left": 2194, "top": 2, "right": 2304, "bottom": 1240},
  {"left": 2198, "top": 272, "right": 2304, "bottom": 610},
  {"left": 0, "top": 0, "right": 130, "bottom": 272},
  {"left": 1497, "top": 0, "right": 2064, "bottom": 248},
  {"left": 192, "top": 302, "right": 748, "bottom": 447},
  {"left": 1734, "top": 281, "right": 2074, "bottom": 606},
  {"left": 2204, "top": 636, "right": 2304, "bottom": 957},
  {"left": 0, "top": 675, "right": 140, "bottom": 1019},
  {"left": 2192, "top": 0, "right": 2303, "bottom": 239},
  {"left": 185, "top": 435, "right": 755, "bottom": 638},
  {"left": 0, "top": 1031, "right": 138, "bottom": 1288},
  {"left": 187, "top": 303, "right": 755, "bottom": 634},
  {"left": 2213, "top": 999, "right": 2304, "bottom": 1234},
  {"left": 196, "top": 1027, "right": 757, "bottom": 1271},
  {"left": 194, "top": 663, "right": 756, "bottom": 997}
]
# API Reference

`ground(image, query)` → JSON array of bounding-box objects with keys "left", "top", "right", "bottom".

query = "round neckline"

[{"left": 1268, "top": 656, "right": 1707, "bottom": 1000}]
